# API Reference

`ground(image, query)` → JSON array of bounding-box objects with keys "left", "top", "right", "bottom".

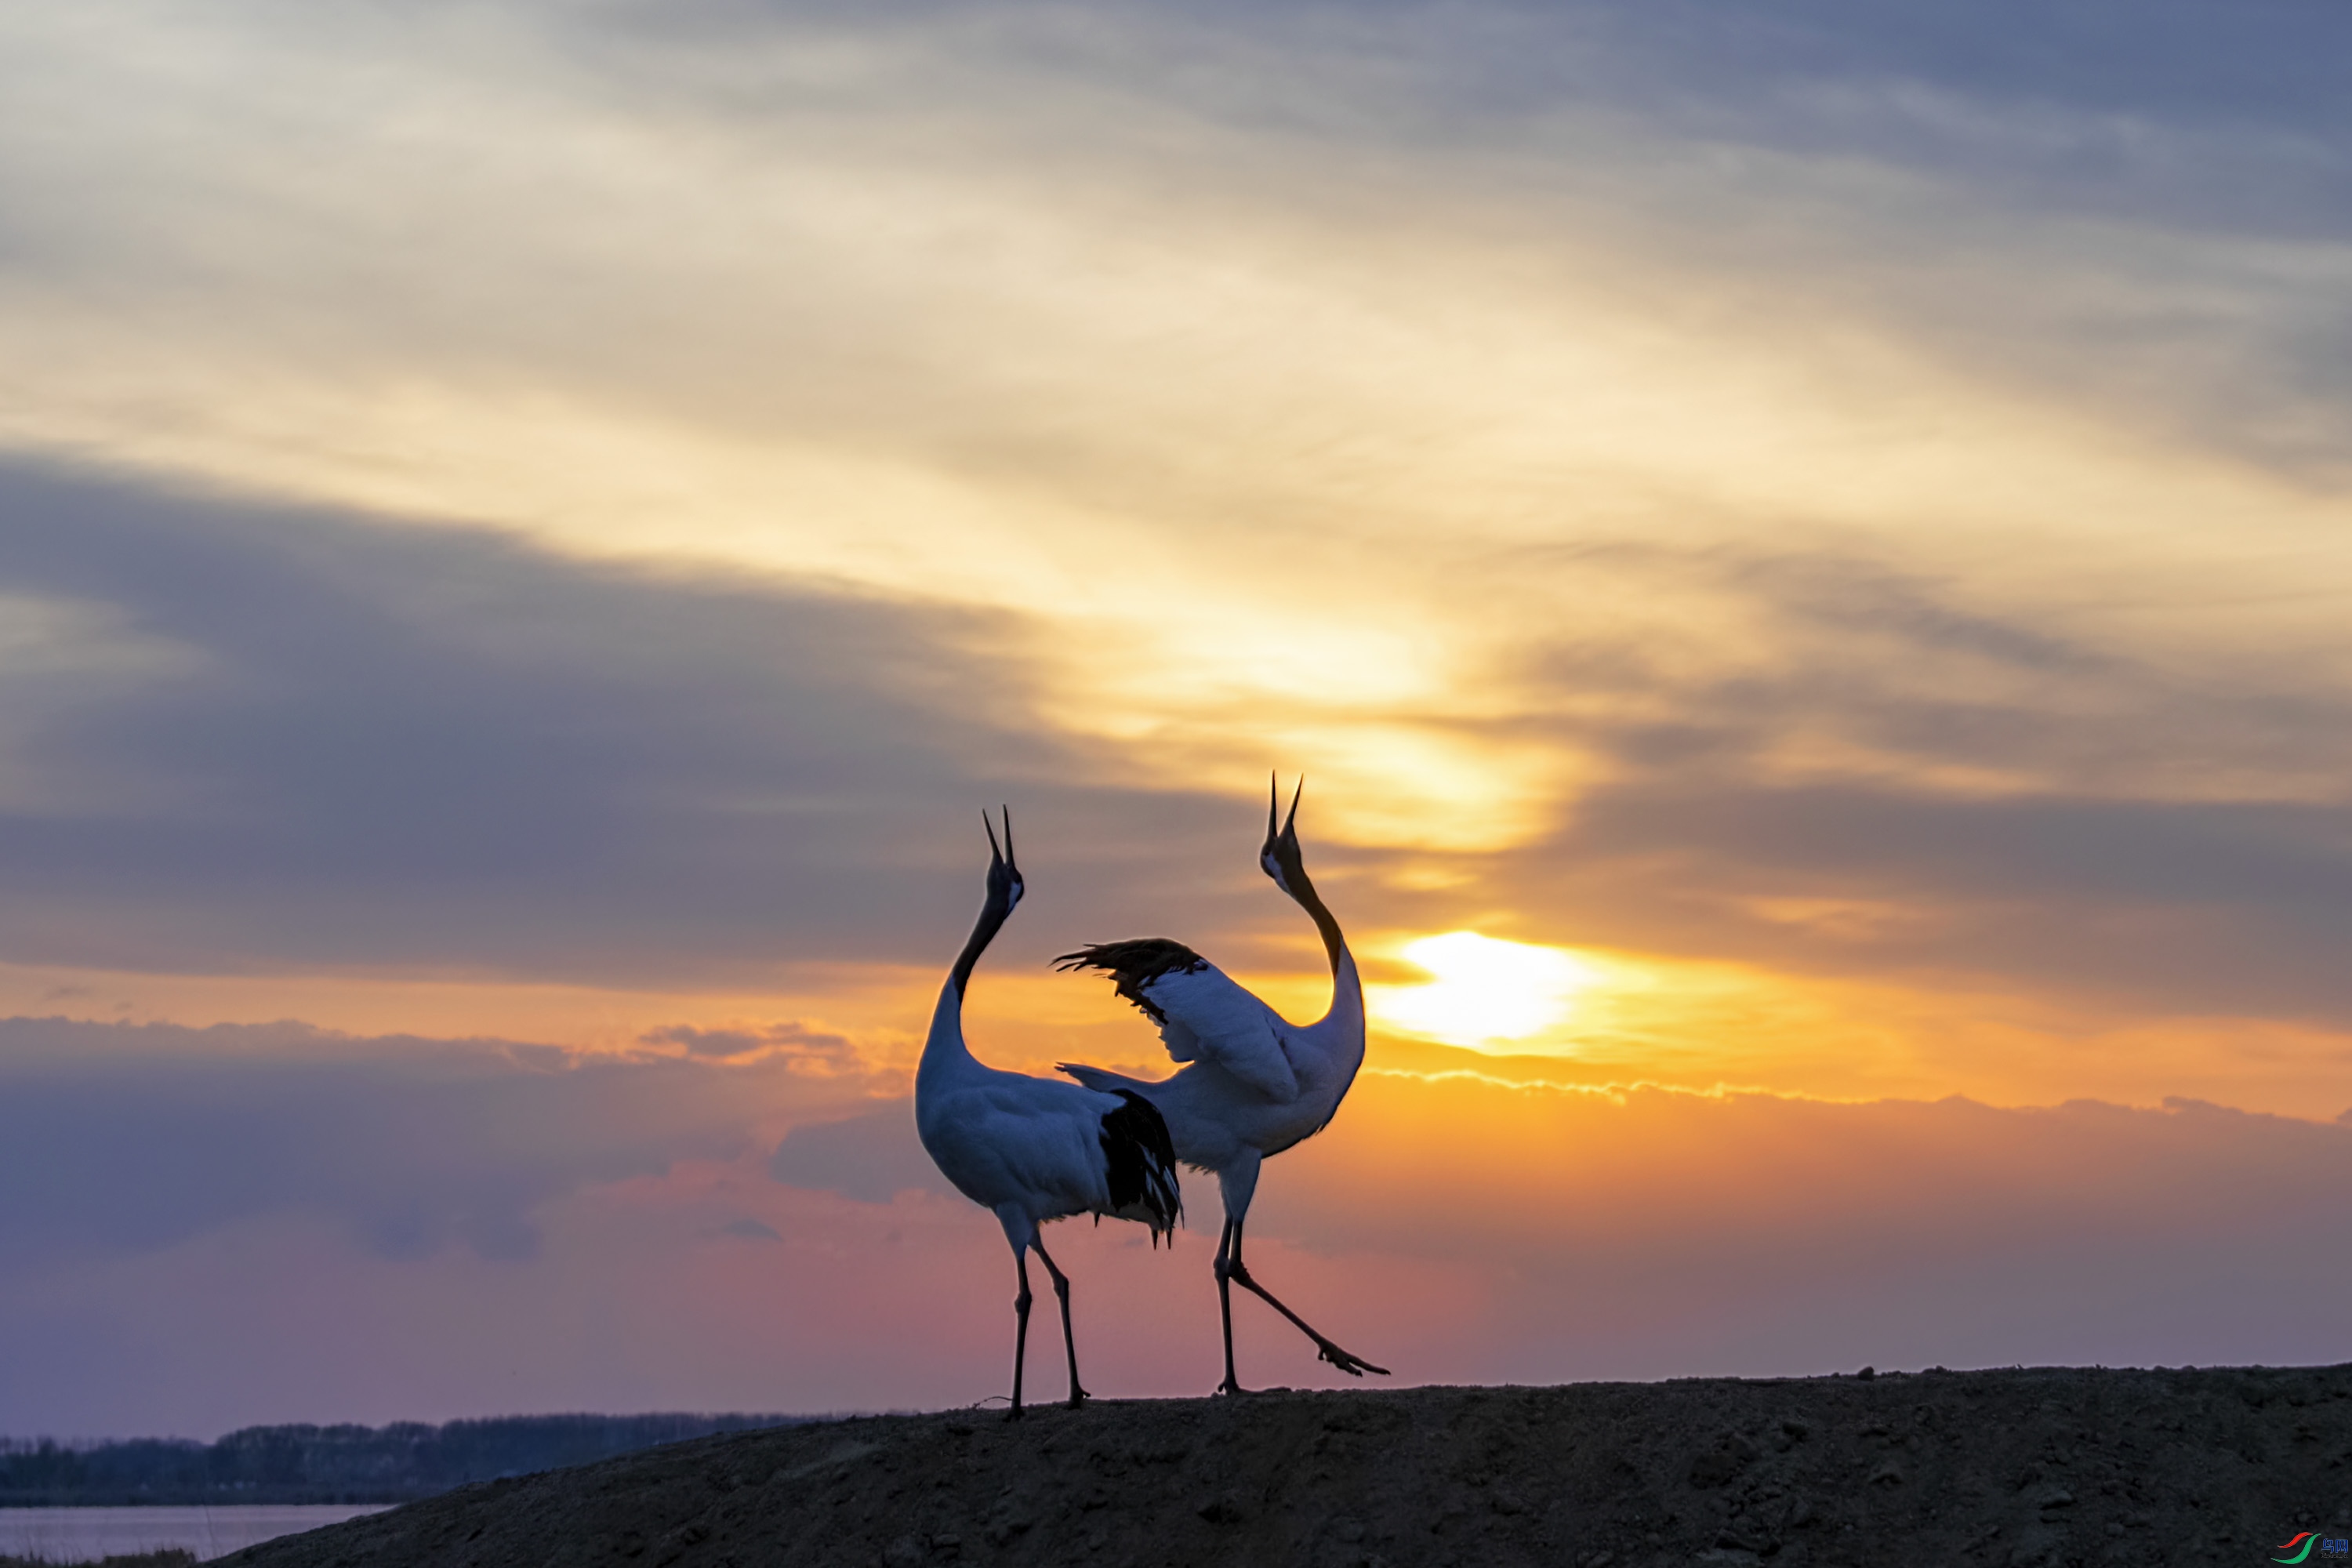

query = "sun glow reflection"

[{"left": 1369, "top": 931, "right": 1599, "bottom": 1052}]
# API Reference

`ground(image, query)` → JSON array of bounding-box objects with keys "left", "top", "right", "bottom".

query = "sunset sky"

[{"left": 5, "top": 0, "right": 2351, "bottom": 1439}]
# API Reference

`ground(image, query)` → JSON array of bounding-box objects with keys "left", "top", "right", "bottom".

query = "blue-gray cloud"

[
  {"left": 714, "top": 1216, "right": 784, "bottom": 1241},
  {"left": 1550, "top": 0, "right": 2352, "bottom": 214},
  {"left": 0, "top": 1015, "right": 851, "bottom": 1264},
  {"left": 0, "top": 462, "right": 1279, "bottom": 986},
  {"left": 768, "top": 1101, "right": 954, "bottom": 1203},
  {"left": 601, "top": 0, "right": 2352, "bottom": 237},
  {"left": 1566, "top": 785, "right": 2352, "bottom": 1022}
]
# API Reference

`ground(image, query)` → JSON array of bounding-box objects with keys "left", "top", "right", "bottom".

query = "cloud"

[
  {"left": 2, "top": 1014, "right": 2347, "bottom": 1436},
  {"left": 1570, "top": 786, "right": 2352, "bottom": 1003},
  {"left": 0, "top": 0, "right": 2344, "bottom": 908},
  {"left": 644, "top": 1022, "right": 862, "bottom": 1069},
  {"left": 1501, "top": 545, "right": 2352, "bottom": 804},
  {"left": 9, "top": 459, "right": 2352, "bottom": 1053},
  {"left": 5, "top": 0, "right": 2346, "bottom": 548},
  {"left": 1334, "top": 543, "right": 2352, "bottom": 1033},
  {"left": 0, "top": 462, "right": 1283, "bottom": 988},
  {"left": 577, "top": 0, "right": 2352, "bottom": 466},
  {"left": 768, "top": 1102, "right": 955, "bottom": 1203},
  {"left": 0, "top": 1014, "right": 869, "bottom": 1264}
]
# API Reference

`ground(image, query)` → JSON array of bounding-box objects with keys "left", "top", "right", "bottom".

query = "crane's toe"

[{"left": 1317, "top": 1342, "right": 1392, "bottom": 1377}]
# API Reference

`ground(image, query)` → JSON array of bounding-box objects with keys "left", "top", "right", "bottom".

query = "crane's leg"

[
  {"left": 1213, "top": 1217, "right": 1244, "bottom": 1396},
  {"left": 1007, "top": 1247, "right": 1035, "bottom": 1421},
  {"left": 1211, "top": 1160, "right": 1257, "bottom": 1395},
  {"left": 1225, "top": 1218, "right": 1391, "bottom": 1381},
  {"left": 1029, "top": 1237, "right": 1087, "bottom": 1407}
]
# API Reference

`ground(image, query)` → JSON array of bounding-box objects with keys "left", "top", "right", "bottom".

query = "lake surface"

[{"left": 0, "top": 1504, "right": 391, "bottom": 1562}]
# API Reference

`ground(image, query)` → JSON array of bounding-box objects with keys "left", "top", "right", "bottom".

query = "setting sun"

[{"left": 1369, "top": 931, "right": 1599, "bottom": 1051}]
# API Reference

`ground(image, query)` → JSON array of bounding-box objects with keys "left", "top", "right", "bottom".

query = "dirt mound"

[{"left": 223, "top": 1366, "right": 2352, "bottom": 1567}]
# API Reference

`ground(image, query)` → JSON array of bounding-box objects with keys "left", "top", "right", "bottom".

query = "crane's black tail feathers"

[
  {"left": 1054, "top": 938, "right": 1207, "bottom": 1025},
  {"left": 1097, "top": 1089, "right": 1183, "bottom": 1247}
]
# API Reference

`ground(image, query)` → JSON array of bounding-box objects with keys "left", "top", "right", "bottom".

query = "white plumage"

[
  {"left": 1056, "top": 778, "right": 1386, "bottom": 1393},
  {"left": 1131, "top": 959, "right": 1299, "bottom": 1102},
  {"left": 914, "top": 810, "right": 1181, "bottom": 1417}
]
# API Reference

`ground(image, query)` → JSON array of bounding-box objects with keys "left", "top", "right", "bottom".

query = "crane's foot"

[
  {"left": 1315, "top": 1340, "right": 1392, "bottom": 1378},
  {"left": 1225, "top": 1259, "right": 1392, "bottom": 1378},
  {"left": 1065, "top": 1388, "right": 1091, "bottom": 1410},
  {"left": 1003, "top": 1405, "right": 1025, "bottom": 1424},
  {"left": 1214, "top": 1377, "right": 1254, "bottom": 1397}
]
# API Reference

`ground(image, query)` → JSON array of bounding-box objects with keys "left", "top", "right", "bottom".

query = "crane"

[
  {"left": 913, "top": 809, "right": 1183, "bottom": 1417},
  {"left": 1055, "top": 779, "right": 1387, "bottom": 1394}
]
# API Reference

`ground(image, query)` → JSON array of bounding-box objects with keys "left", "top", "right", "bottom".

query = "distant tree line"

[{"left": 0, "top": 1413, "right": 809, "bottom": 1506}]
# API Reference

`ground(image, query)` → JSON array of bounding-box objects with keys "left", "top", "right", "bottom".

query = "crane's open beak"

[
  {"left": 1262, "top": 774, "right": 1307, "bottom": 887},
  {"left": 1266, "top": 774, "right": 1303, "bottom": 844}
]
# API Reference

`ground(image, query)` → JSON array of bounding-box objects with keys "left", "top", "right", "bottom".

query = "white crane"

[
  {"left": 913, "top": 809, "right": 1183, "bottom": 1418},
  {"left": 1054, "top": 779, "right": 1388, "bottom": 1394}
]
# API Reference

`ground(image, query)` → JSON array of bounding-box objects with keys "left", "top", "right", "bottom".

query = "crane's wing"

[{"left": 1054, "top": 938, "right": 1299, "bottom": 1103}]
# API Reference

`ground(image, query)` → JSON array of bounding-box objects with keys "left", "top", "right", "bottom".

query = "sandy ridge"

[{"left": 226, "top": 1366, "right": 2352, "bottom": 1567}]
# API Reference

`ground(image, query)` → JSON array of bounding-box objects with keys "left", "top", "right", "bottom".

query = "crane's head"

[
  {"left": 1259, "top": 774, "right": 1310, "bottom": 897},
  {"left": 983, "top": 806, "right": 1025, "bottom": 916}
]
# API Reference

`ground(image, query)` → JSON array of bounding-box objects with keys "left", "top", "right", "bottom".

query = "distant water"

[{"left": 0, "top": 1505, "right": 390, "bottom": 1563}]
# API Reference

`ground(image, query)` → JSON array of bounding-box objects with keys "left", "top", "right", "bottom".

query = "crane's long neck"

[
  {"left": 1285, "top": 870, "right": 1362, "bottom": 1034},
  {"left": 920, "top": 898, "right": 1009, "bottom": 1094},
  {"left": 1290, "top": 873, "right": 1345, "bottom": 978},
  {"left": 948, "top": 900, "right": 1010, "bottom": 1000}
]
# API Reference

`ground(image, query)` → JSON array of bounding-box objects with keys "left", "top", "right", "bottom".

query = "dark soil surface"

[{"left": 223, "top": 1366, "right": 2352, "bottom": 1568}]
